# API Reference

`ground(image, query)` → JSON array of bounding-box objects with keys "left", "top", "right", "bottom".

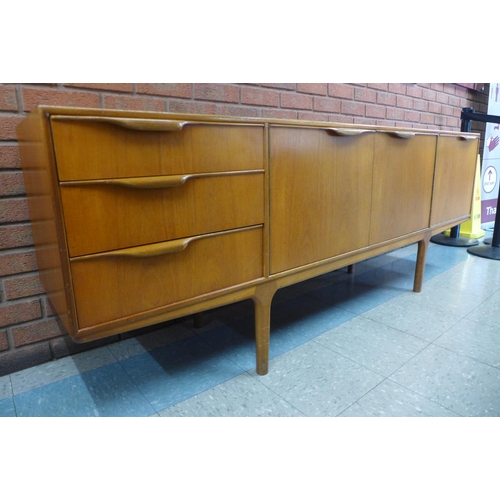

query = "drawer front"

[
  {"left": 70, "top": 226, "right": 264, "bottom": 328},
  {"left": 369, "top": 132, "right": 436, "bottom": 245},
  {"left": 50, "top": 116, "right": 265, "bottom": 181},
  {"left": 60, "top": 171, "right": 265, "bottom": 257}
]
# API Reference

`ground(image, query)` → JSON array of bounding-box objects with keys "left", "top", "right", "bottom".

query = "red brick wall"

[{"left": 0, "top": 83, "right": 490, "bottom": 375}]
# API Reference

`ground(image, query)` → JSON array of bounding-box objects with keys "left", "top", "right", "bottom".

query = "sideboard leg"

[
  {"left": 413, "top": 234, "right": 430, "bottom": 293},
  {"left": 193, "top": 312, "right": 204, "bottom": 328},
  {"left": 253, "top": 282, "right": 278, "bottom": 375},
  {"left": 347, "top": 264, "right": 355, "bottom": 274}
]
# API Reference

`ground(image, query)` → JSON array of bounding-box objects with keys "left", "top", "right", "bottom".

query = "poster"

[{"left": 481, "top": 83, "right": 500, "bottom": 226}]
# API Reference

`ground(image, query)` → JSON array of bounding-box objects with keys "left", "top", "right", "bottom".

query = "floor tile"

[
  {"left": 158, "top": 372, "right": 304, "bottom": 417},
  {"left": 270, "top": 294, "right": 357, "bottom": 342},
  {"left": 0, "top": 397, "right": 16, "bottom": 417},
  {"left": 357, "top": 260, "right": 416, "bottom": 290},
  {"left": 110, "top": 322, "right": 195, "bottom": 361},
  {"left": 434, "top": 318, "right": 500, "bottom": 368},
  {"left": 463, "top": 289, "right": 500, "bottom": 329},
  {"left": 0, "top": 375, "right": 12, "bottom": 400},
  {"left": 10, "top": 346, "right": 117, "bottom": 395},
  {"left": 14, "top": 363, "right": 155, "bottom": 417},
  {"left": 10, "top": 347, "right": 117, "bottom": 395},
  {"left": 253, "top": 341, "right": 384, "bottom": 416},
  {"left": 425, "top": 243, "right": 470, "bottom": 272},
  {"left": 309, "top": 279, "right": 402, "bottom": 315},
  {"left": 338, "top": 380, "right": 459, "bottom": 417},
  {"left": 199, "top": 323, "right": 257, "bottom": 371},
  {"left": 223, "top": 294, "right": 356, "bottom": 363},
  {"left": 119, "top": 335, "right": 245, "bottom": 412},
  {"left": 362, "top": 293, "right": 462, "bottom": 342},
  {"left": 381, "top": 281, "right": 486, "bottom": 318},
  {"left": 108, "top": 338, "right": 148, "bottom": 361},
  {"left": 314, "top": 317, "right": 428, "bottom": 377},
  {"left": 427, "top": 258, "right": 500, "bottom": 299},
  {"left": 389, "top": 344, "right": 500, "bottom": 417}
]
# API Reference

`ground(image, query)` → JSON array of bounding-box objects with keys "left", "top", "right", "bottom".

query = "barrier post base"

[
  {"left": 467, "top": 245, "right": 500, "bottom": 260},
  {"left": 430, "top": 233, "right": 479, "bottom": 247}
]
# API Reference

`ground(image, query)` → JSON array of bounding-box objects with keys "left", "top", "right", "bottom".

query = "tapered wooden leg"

[
  {"left": 193, "top": 312, "right": 204, "bottom": 328},
  {"left": 413, "top": 234, "right": 430, "bottom": 293},
  {"left": 252, "top": 282, "right": 278, "bottom": 375},
  {"left": 347, "top": 264, "right": 355, "bottom": 274}
]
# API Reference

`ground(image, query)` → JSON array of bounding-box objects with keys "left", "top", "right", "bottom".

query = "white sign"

[{"left": 483, "top": 165, "right": 497, "bottom": 194}]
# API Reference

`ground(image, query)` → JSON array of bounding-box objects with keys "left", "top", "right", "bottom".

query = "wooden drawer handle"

[
  {"left": 71, "top": 226, "right": 263, "bottom": 262},
  {"left": 326, "top": 128, "right": 372, "bottom": 136},
  {"left": 72, "top": 175, "right": 193, "bottom": 189},
  {"left": 61, "top": 170, "right": 264, "bottom": 189},
  {"left": 52, "top": 115, "right": 190, "bottom": 132}
]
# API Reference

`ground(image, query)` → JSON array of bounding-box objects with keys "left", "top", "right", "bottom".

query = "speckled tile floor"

[{"left": 2, "top": 238, "right": 500, "bottom": 417}]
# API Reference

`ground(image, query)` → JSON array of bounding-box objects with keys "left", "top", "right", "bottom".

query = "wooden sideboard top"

[{"left": 27, "top": 105, "right": 480, "bottom": 138}]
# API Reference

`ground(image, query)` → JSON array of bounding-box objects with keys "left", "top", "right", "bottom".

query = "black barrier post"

[
  {"left": 463, "top": 108, "right": 500, "bottom": 260},
  {"left": 430, "top": 107, "right": 479, "bottom": 247}
]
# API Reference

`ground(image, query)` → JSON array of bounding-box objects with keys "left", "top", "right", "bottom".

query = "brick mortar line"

[
  {"left": 14, "top": 85, "right": 23, "bottom": 112},
  {"left": 2, "top": 289, "right": 47, "bottom": 304},
  {"left": 0, "top": 298, "right": 42, "bottom": 327},
  {"left": 0, "top": 246, "right": 35, "bottom": 257},
  {"left": 0, "top": 221, "right": 33, "bottom": 229},
  {"left": 6, "top": 308, "right": 57, "bottom": 328},
  {"left": 5, "top": 328, "right": 13, "bottom": 352}
]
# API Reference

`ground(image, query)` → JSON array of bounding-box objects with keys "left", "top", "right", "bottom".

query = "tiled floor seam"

[
  {"left": 368, "top": 343, "right": 466, "bottom": 416},
  {"left": 12, "top": 389, "right": 18, "bottom": 417},
  {"left": 382, "top": 378, "right": 464, "bottom": 417},
  {"left": 112, "top": 357, "right": 159, "bottom": 416},
  {"left": 244, "top": 366, "right": 310, "bottom": 416},
  {"left": 426, "top": 341, "right": 500, "bottom": 374},
  {"left": 356, "top": 312, "right": 463, "bottom": 344},
  {"left": 306, "top": 328, "right": 455, "bottom": 416},
  {"left": 135, "top": 333, "right": 249, "bottom": 414},
  {"left": 304, "top": 337, "right": 399, "bottom": 416}
]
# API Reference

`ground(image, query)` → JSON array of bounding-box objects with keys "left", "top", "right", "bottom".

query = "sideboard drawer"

[
  {"left": 50, "top": 116, "right": 265, "bottom": 181},
  {"left": 60, "top": 171, "right": 265, "bottom": 257},
  {"left": 70, "top": 226, "right": 264, "bottom": 328}
]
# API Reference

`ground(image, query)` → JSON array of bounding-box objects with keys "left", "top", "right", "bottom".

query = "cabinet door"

[
  {"left": 369, "top": 132, "right": 436, "bottom": 245},
  {"left": 430, "top": 136, "right": 478, "bottom": 227},
  {"left": 270, "top": 126, "right": 374, "bottom": 274}
]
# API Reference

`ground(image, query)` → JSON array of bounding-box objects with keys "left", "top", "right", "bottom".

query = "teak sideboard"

[{"left": 17, "top": 106, "right": 479, "bottom": 375}]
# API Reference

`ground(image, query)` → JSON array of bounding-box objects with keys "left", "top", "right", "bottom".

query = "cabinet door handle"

[
  {"left": 70, "top": 226, "right": 263, "bottom": 262},
  {"left": 52, "top": 115, "right": 190, "bottom": 132},
  {"left": 326, "top": 128, "right": 372, "bottom": 136},
  {"left": 61, "top": 170, "right": 264, "bottom": 189},
  {"left": 438, "top": 134, "right": 478, "bottom": 141},
  {"left": 390, "top": 131, "right": 416, "bottom": 139}
]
